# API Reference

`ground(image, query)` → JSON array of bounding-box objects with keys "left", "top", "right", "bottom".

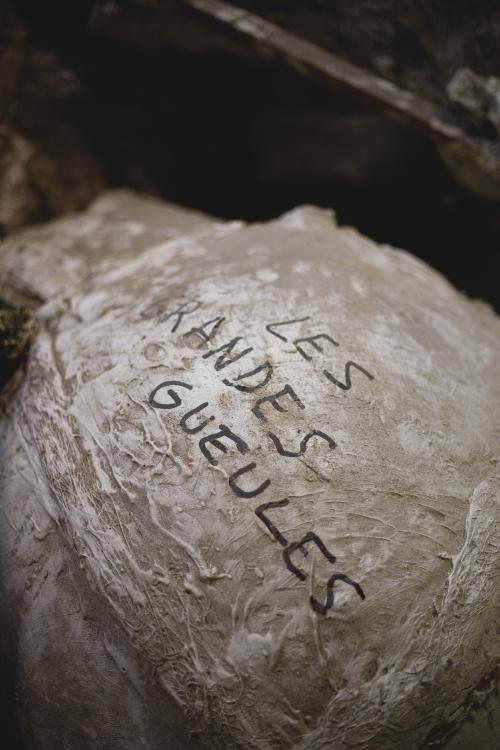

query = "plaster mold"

[{"left": 1, "top": 192, "right": 499, "bottom": 749}]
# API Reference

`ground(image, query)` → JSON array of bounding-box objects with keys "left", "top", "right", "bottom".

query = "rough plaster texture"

[{"left": 1, "top": 192, "right": 499, "bottom": 749}]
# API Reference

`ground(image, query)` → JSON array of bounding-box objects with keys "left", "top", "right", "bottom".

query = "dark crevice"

[{"left": 0, "top": 2, "right": 497, "bottom": 311}]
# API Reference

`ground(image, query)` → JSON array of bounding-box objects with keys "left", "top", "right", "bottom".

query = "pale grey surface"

[{"left": 1, "top": 192, "right": 499, "bottom": 749}]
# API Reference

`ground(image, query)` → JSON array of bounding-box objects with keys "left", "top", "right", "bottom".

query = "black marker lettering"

[
  {"left": 202, "top": 337, "right": 253, "bottom": 371},
  {"left": 254, "top": 499, "right": 290, "bottom": 547},
  {"left": 145, "top": 311, "right": 373, "bottom": 615},
  {"left": 268, "top": 429, "right": 336, "bottom": 458},
  {"left": 311, "top": 573, "right": 365, "bottom": 616},
  {"left": 283, "top": 532, "right": 336, "bottom": 581},
  {"left": 161, "top": 300, "right": 202, "bottom": 332},
  {"left": 323, "top": 361, "right": 374, "bottom": 391},
  {"left": 223, "top": 361, "right": 273, "bottom": 393},
  {"left": 184, "top": 316, "right": 225, "bottom": 345},
  {"left": 149, "top": 380, "right": 192, "bottom": 410},
  {"left": 266, "top": 317, "right": 310, "bottom": 342},
  {"left": 179, "top": 402, "right": 214, "bottom": 435},
  {"left": 252, "top": 384, "right": 305, "bottom": 422},
  {"left": 199, "top": 425, "right": 249, "bottom": 466},
  {"left": 294, "top": 333, "right": 338, "bottom": 361},
  {"left": 228, "top": 462, "right": 271, "bottom": 499}
]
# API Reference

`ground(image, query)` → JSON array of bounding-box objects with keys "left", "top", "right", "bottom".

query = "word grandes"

[{"left": 147, "top": 299, "right": 375, "bottom": 615}]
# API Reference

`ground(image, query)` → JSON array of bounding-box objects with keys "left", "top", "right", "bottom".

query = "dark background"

[{"left": 2, "top": 0, "right": 500, "bottom": 312}]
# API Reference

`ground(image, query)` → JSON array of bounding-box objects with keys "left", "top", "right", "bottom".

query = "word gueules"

[{"left": 146, "top": 299, "right": 375, "bottom": 615}]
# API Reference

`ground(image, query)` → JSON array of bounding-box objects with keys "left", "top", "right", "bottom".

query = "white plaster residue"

[
  {"left": 293, "top": 261, "right": 312, "bottom": 274},
  {"left": 398, "top": 418, "right": 434, "bottom": 458},
  {"left": 183, "top": 572, "right": 203, "bottom": 599},
  {"left": 362, "top": 247, "right": 391, "bottom": 269},
  {"left": 325, "top": 289, "right": 344, "bottom": 307},
  {"left": 278, "top": 208, "right": 308, "bottom": 231},
  {"left": 61, "top": 254, "right": 84, "bottom": 277},
  {"left": 97, "top": 234, "right": 189, "bottom": 284},
  {"left": 351, "top": 276, "right": 368, "bottom": 296},
  {"left": 245, "top": 243, "right": 268, "bottom": 256},
  {"left": 366, "top": 311, "right": 435, "bottom": 384},
  {"left": 180, "top": 241, "right": 206, "bottom": 258},
  {"left": 227, "top": 627, "right": 273, "bottom": 667},
  {"left": 124, "top": 221, "right": 145, "bottom": 236},
  {"left": 73, "top": 216, "right": 103, "bottom": 237},
  {"left": 424, "top": 308, "right": 494, "bottom": 371},
  {"left": 423, "top": 309, "right": 464, "bottom": 351},
  {"left": 210, "top": 220, "right": 244, "bottom": 237},
  {"left": 72, "top": 290, "right": 110, "bottom": 322},
  {"left": 256, "top": 268, "right": 279, "bottom": 283},
  {"left": 358, "top": 540, "right": 393, "bottom": 573}
]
